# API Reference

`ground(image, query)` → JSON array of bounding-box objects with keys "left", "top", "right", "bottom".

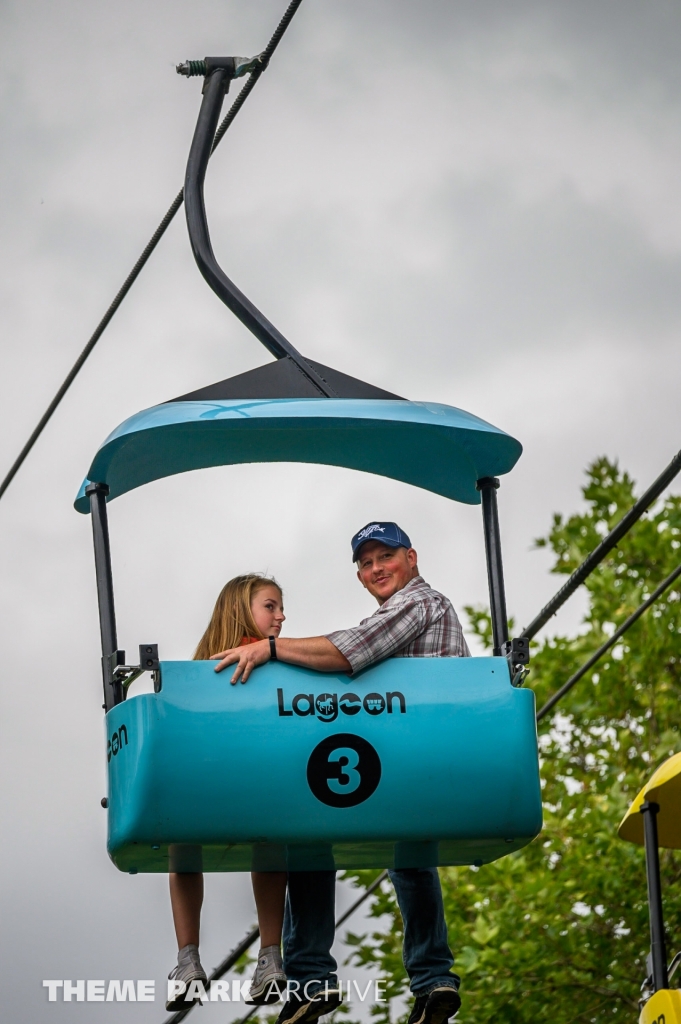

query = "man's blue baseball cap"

[{"left": 351, "top": 522, "right": 412, "bottom": 562}]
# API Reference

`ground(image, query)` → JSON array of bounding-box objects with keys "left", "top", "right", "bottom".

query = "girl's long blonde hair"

[{"left": 194, "top": 574, "right": 282, "bottom": 660}]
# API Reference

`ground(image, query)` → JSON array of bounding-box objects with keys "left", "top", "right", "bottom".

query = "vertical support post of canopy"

[
  {"left": 477, "top": 476, "right": 509, "bottom": 657},
  {"left": 86, "top": 482, "right": 123, "bottom": 711},
  {"left": 642, "top": 801, "right": 668, "bottom": 992}
]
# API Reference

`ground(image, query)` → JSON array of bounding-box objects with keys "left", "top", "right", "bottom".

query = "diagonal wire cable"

[
  {"left": 536, "top": 561, "right": 681, "bottom": 722},
  {"left": 521, "top": 449, "right": 681, "bottom": 642},
  {"left": 0, "top": 0, "right": 305, "bottom": 503},
  {"left": 163, "top": 869, "right": 389, "bottom": 1024}
]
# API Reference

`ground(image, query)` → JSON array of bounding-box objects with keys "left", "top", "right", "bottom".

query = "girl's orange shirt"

[{"left": 240, "top": 636, "right": 261, "bottom": 646}]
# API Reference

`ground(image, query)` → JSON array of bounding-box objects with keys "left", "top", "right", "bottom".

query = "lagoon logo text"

[
  {"left": 277, "top": 689, "right": 406, "bottom": 721},
  {"left": 107, "top": 724, "right": 128, "bottom": 763}
]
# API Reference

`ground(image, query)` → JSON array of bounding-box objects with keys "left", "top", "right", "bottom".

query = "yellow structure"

[
  {"left": 619, "top": 752, "right": 681, "bottom": 850},
  {"left": 619, "top": 753, "right": 681, "bottom": 1024},
  {"left": 639, "top": 988, "right": 681, "bottom": 1024}
]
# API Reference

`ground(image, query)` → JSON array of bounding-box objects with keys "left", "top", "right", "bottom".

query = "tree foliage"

[{"left": 342, "top": 458, "right": 681, "bottom": 1024}]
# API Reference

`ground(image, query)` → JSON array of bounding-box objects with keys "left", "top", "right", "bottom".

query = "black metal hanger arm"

[{"left": 183, "top": 62, "right": 335, "bottom": 396}]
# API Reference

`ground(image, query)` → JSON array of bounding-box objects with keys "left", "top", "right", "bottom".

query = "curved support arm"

[{"left": 184, "top": 64, "right": 334, "bottom": 396}]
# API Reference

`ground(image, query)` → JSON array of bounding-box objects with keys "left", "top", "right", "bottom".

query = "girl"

[{"left": 166, "top": 574, "right": 288, "bottom": 1011}]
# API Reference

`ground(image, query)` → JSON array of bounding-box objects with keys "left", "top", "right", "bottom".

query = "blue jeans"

[
  {"left": 388, "top": 868, "right": 459, "bottom": 995},
  {"left": 282, "top": 868, "right": 459, "bottom": 997},
  {"left": 282, "top": 870, "right": 338, "bottom": 995}
]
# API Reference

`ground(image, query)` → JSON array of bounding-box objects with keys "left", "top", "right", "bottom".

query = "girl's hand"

[{"left": 211, "top": 639, "right": 271, "bottom": 684}]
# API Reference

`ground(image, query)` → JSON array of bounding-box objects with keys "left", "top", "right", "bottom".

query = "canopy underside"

[{"left": 75, "top": 369, "right": 522, "bottom": 512}]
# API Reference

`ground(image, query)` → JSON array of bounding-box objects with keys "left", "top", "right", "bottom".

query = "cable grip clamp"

[{"left": 176, "top": 54, "right": 267, "bottom": 90}]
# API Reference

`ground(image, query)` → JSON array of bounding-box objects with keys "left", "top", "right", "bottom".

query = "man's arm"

[
  {"left": 212, "top": 637, "right": 351, "bottom": 685},
  {"left": 327, "top": 597, "right": 428, "bottom": 674}
]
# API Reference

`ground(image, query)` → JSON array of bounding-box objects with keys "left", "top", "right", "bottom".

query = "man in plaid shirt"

[
  {"left": 214, "top": 522, "right": 468, "bottom": 1024},
  {"left": 326, "top": 523, "right": 470, "bottom": 671}
]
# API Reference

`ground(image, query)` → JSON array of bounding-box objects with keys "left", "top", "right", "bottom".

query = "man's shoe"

[
  {"left": 165, "top": 944, "right": 208, "bottom": 1011},
  {"left": 408, "top": 986, "right": 461, "bottom": 1024},
  {"left": 246, "top": 945, "right": 287, "bottom": 1005},
  {"left": 275, "top": 984, "right": 342, "bottom": 1024}
]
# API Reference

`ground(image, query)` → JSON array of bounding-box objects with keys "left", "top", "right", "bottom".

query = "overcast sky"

[{"left": 1, "top": 1, "right": 680, "bottom": 1021}]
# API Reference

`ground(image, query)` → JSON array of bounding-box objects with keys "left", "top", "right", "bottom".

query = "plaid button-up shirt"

[{"left": 326, "top": 575, "right": 470, "bottom": 674}]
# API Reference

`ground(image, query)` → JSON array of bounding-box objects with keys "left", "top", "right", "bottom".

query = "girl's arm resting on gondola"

[{"left": 212, "top": 636, "right": 351, "bottom": 684}]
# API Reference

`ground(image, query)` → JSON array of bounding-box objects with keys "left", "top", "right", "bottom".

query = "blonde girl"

[{"left": 166, "top": 574, "right": 288, "bottom": 1011}]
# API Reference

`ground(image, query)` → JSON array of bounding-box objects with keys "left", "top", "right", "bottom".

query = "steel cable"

[
  {"left": 536, "top": 561, "right": 681, "bottom": 722},
  {"left": 0, "top": 0, "right": 305, "bottom": 502},
  {"left": 521, "top": 450, "right": 681, "bottom": 641}
]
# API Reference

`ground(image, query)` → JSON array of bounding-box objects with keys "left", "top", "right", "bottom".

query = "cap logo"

[{"left": 356, "top": 524, "right": 386, "bottom": 542}]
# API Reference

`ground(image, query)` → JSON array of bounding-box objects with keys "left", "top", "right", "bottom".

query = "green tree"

[{"left": 342, "top": 458, "right": 681, "bottom": 1024}]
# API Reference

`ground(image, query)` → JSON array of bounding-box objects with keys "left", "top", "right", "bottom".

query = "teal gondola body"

[
  {"left": 77, "top": 395, "right": 542, "bottom": 874},
  {"left": 106, "top": 659, "right": 541, "bottom": 873}
]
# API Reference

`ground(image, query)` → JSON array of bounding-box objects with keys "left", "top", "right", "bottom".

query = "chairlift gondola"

[{"left": 76, "top": 54, "right": 542, "bottom": 874}]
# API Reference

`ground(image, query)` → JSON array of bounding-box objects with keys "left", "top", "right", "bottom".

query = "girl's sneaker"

[
  {"left": 165, "top": 944, "right": 208, "bottom": 1011},
  {"left": 247, "top": 945, "right": 287, "bottom": 1005}
]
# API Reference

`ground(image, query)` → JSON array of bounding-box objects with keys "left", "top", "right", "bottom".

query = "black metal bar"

[
  {"left": 642, "top": 802, "right": 668, "bottom": 992},
  {"left": 477, "top": 477, "right": 509, "bottom": 656},
  {"left": 86, "top": 483, "right": 122, "bottom": 710},
  {"left": 184, "top": 66, "right": 334, "bottom": 397},
  {"left": 535, "top": 561, "right": 681, "bottom": 721},
  {"left": 522, "top": 449, "right": 681, "bottom": 641},
  {"left": 163, "top": 870, "right": 389, "bottom": 1024}
]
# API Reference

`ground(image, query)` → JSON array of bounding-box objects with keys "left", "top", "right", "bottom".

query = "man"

[{"left": 214, "top": 522, "right": 470, "bottom": 1024}]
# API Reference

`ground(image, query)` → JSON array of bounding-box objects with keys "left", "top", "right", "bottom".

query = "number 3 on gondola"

[{"left": 307, "top": 734, "right": 382, "bottom": 808}]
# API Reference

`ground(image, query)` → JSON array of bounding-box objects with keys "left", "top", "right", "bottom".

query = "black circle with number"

[{"left": 306, "top": 733, "right": 382, "bottom": 808}]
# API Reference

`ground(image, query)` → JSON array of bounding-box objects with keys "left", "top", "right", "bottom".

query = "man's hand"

[{"left": 212, "top": 639, "right": 270, "bottom": 684}]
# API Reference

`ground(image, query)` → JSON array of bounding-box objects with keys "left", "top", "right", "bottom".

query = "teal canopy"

[{"left": 74, "top": 398, "right": 522, "bottom": 513}]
